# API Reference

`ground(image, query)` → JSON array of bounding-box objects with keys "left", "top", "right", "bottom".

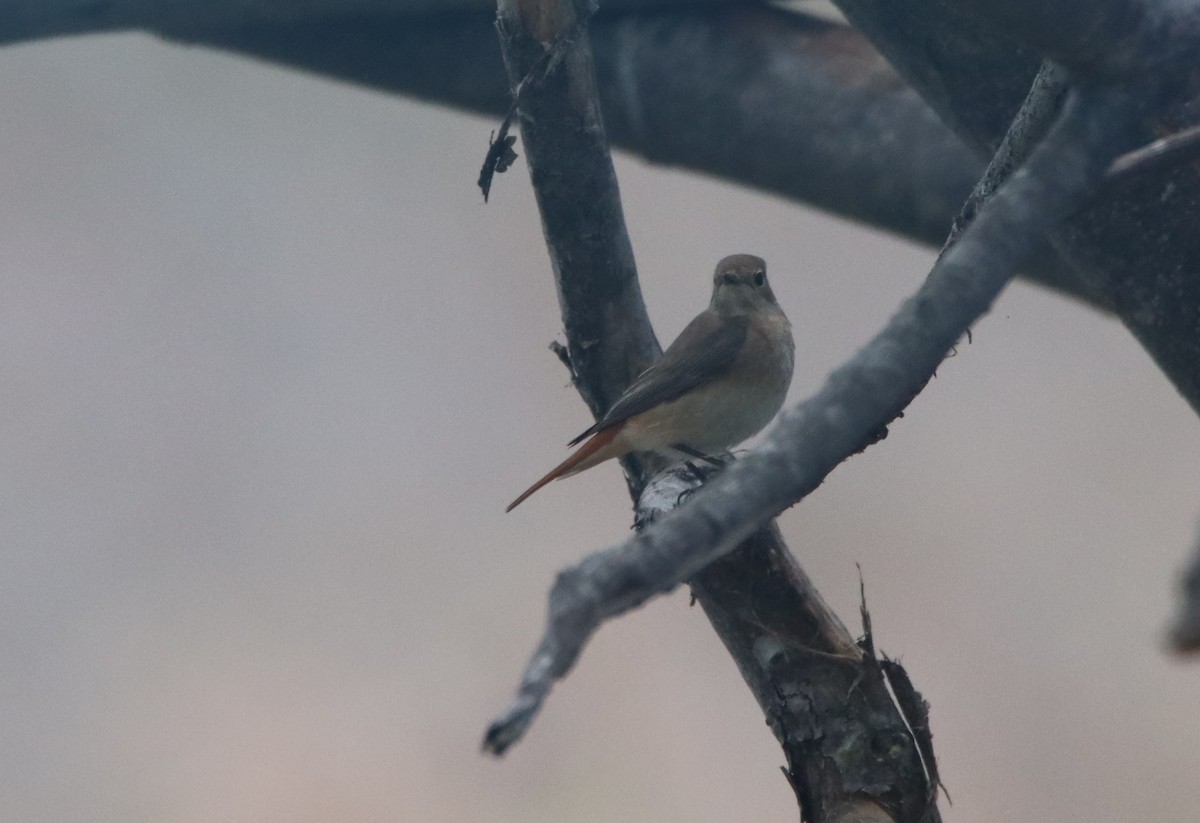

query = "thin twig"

[{"left": 1106, "top": 122, "right": 1200, "bottom": 179}]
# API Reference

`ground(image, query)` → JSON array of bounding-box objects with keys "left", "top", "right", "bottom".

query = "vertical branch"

[
  {"left": 494, "top": 0, "right": 659, "bottom": 422},
  {"left": 494, "top": 0, "right": 663, "bottom": 497},
  {"left": 488, "top": 1, "right": 943, "bottom": 821}
]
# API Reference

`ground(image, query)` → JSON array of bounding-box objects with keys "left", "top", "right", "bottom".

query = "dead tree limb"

[
  {"left": 482, "top": 0, "right": 952, "bottom": 819},
  {"left": 829, "top": 0, "right": 1200, "bottom": 415},
  {"left": 187, "top": 10, "right": 978, "bottom": 256},
  {"left": 641, "top": 467, "right": 937, "bottom": 823},
  {"left": 484, "top": 73, "right": 1145, "bottom": 805},
  {"left": 177, "top": 8, "right": 1100, "bottom": 309},
  {"left": 943, "top": 61, "right": 1070, "bottom": 250}
]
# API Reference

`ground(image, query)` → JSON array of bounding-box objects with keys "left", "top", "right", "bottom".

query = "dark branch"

[
  {"left": 184, "top": 9, "right": 975, "bottom": 250},
  {"left": 830, "top": 0, "right": 1200, "bottom": 416},
  {"left": 1107, "top": 122, "right": 1200, "bottom": 179},
  {"left": 484, "top": 84, "right": 1143, "bottom": 760},
  {"left": 944, "top": 0, "right": 1178, "bottom": 77},
  {"left": 492, "top": 0, "right": 659, "bottom": 421},
  {"left": 674, "top": 470, "right": 937, "bottom": 822},
  {"left": 184, "top": 7, "right": 1100, "bottom": 309},
  {"left": 831, "top": 0, "right": 1040, "bottom": 152}
]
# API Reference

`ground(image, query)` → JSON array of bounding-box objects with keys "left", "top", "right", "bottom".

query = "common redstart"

[{"left": 507, "top": 254, "right": 793, "bottom": 511}]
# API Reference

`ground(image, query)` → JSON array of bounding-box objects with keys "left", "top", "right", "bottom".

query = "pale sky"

[{"left": 1, "top": 30, "right": 1198, "bottom": 823}]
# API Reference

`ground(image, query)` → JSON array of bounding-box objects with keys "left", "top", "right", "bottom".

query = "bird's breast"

[{"left": 623, "top": 309, "right": 793, "bottom": 453}]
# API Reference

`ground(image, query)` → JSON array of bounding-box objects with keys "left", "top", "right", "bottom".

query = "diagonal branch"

[
  {"left": 943, "top": 60, "right": 1070, "bottom": 251},
  {"left": 485, "top": 83, "right": 1144, "bottom": 758},
  {"left": 831, "top": 0, "right": 1200, "bottom": 415}
]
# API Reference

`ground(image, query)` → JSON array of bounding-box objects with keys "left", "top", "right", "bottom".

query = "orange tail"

[{"left": 506, "top": 425, "right": 622, "bottom": 512}]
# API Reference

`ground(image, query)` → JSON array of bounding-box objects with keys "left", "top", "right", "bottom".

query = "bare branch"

[
  {"left": 943, "top": 60, "right": 1070, "bottom": 250},
  {"left": 491, "top": 0, "right": 660, "bottom": 424},
  {"left": 831, "top": 0, "right": 1200, "bottom": 416},
  {"left": 831, "top": 0, "right": 1040, "bottom": 151},
  {"left": 189, "top": 10, "right": 976, "bottom": 251},
  {"left": 485, "top": 84, "right": 1143, "bottom": 756},
  {"left": 1107, "top": 122, "right": 1200, "bottom": 179},
  {"left": 683, "top": 495, "right": 937, "bottom": 821},
  {"left": 481, "top": 0, "right": 951, "bottom": 816},
  {"left": 189, "top": 8, "right": 1104, "bottom": 309}
]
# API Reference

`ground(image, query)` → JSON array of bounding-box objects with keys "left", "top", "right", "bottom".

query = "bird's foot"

[
  {"left": 673, "top": 444, "right": 728, "bottom": 469},
  {"left": 682, "top": 460, "right": 707, "bottom": 484}
]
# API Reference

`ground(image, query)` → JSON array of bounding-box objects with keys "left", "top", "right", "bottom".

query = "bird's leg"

[
  {"left": 674, "top": 444, "right": 728, "bottom": 469},
  {"left": 681, "top": 460, "right": 706, "bottom": 485},
  {"left": 674, "top": 447, "right": 722, "bottom": 506}
]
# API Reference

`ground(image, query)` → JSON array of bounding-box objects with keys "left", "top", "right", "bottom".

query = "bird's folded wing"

[{"left": 568, "top": 312, "right": 748, "bottom": 446}]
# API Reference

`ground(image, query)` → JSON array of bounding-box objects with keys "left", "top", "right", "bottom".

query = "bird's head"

[{"left": 709, "top": 254, "right": 777, "bottom": 316}]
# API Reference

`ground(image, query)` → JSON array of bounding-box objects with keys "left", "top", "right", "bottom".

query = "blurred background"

[{"left": 1, "top": 31, "right": 1198, "bottom": 823}]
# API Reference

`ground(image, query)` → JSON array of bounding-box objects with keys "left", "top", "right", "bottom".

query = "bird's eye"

[
  {"left": 722, "top": 273, "right": 737, "bottom": 285},
  {"left": 752, "top": 270, "right": 765, "bottom": 287}
]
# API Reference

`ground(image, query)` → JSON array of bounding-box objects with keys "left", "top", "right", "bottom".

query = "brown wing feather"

[{"left": 568, "top": 312, "right": 748, "bottom": 446}]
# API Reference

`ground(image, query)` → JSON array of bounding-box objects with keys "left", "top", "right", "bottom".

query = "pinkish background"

[{"left": 1, "top": 31, "right": 1198, "bottom": 823}]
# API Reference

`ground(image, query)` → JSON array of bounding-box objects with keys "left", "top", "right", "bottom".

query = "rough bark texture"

[
  {"left": 944, "top": 61, "right": 1070, "bottom": 251},
  {"left": 687, "top": 521, "right": 931, "bottom": 823}
]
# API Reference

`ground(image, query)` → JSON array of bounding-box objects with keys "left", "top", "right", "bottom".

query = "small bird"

[{"left": 507, "top": 254, "right": 794, "bottom": 512}]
